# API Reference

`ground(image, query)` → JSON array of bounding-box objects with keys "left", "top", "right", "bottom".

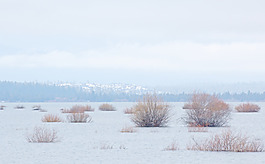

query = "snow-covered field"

[{"left": 1, "top": 102, "right": 265, "bottom": 164}]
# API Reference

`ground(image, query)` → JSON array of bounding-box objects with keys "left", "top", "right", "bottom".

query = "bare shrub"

[
  {"left": 42, "top": 114, "right": 62, "bottom": 122},
  {"left": 124, "top": 107, "right": 135, "bottom": 114},
  {"left": 120, "top": 126, "right": 137, "bottom": 133},
  {"left": 67, "top": 113, "right": 92, "bottom": 123},
  {"left": 62, "top": 105, "right": 94, "bottom": 113},
  {"left": 27, "top": 126, "right": 58, "bottom": 143},
  {"left": 131, "top": 94, "right": 171, "bottom": 127},
  {"left": 99, "top": 103, "right": 116, "bottom": 111},
  {"left": 235, "top": 103, "right": 261, "bottom": 112},
  {"left": 183, "top": 93, "right": 231, "bottom": 127},
  {"left": 187, "top": 130, "right": 264, "bottom": 152},
  {"left": 163, "top": 141, "right": 179, "bottom": 151}
]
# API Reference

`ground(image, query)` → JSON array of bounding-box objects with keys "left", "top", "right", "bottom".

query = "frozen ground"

[{"left": 0, "top": 102, "right": 265, "bottom": 164}]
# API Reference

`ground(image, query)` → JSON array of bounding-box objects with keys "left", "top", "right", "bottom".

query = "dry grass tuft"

[
  {"left": 183, "top": 92, "right": 231, "bottom": 127},
  {"left": 42, "top": 114, "right": 62, "bottom": 122},
  {"left": 131, "top": 94, "right": 171, "bottom": 127},
  {"left": 98, "top": 103, "right": 116, "bottom": 111},
  {"left": 27, "top": 126, "right": 59, "bottom": 143},
  {"left": 163, "top": 142, "right": 179, "bottom": 151},
  {"left": 187, "top": 130, "right": 264, "bottom": 152},
  {"left": 235, "top": 103, "right": 261, "bottom": 112},
  {"left": 67, "top": 113, "right": 92, "bottom": 123},
  {"left": 124, "top": 107, "right": 135, "bottom": 114},
  {"left": 120, "top": 126, "right": 137, "bottom": 133}
]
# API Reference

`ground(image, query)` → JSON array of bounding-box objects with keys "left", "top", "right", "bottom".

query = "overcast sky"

[{"left": 1, "top": 0, "right": 265, "bottom": 88}]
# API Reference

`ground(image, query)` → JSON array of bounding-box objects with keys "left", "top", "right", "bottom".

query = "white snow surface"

[{"left": 1, "top": 102, "right": 265, "bottom": 164}]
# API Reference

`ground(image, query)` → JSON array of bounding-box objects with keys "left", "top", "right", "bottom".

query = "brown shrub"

[
  {"left": 131, "top": 94, "right": 171, "bottom": 127},
  {"left": 98, "top": 103, "right": 116, "bottom": 111},
  {"left": 67, "top": 113, "right": 92, "bottom": 123},
  {"left": 235, "top": 103, "right": 261, "bottom": 112},
  {"left": 124, "top": 107, "right": 135, "bottom": 114},
  {"left": 183, "top": 93, "right": 231, "bottom": 127},
  {"left": 42, "top": 114, "right": 62, "bottom": 122},
  {"left": 27, "top": 126, "right": 59, "bottom": 143},
  {"left": 120, "top": 126, "right": 136, "bottom": 133},
  {"left": 62, "top": 105, "right": 94, "bottom": 113},
  {"left": 187, "top": 130, "right": 264, "bottom": 152}
]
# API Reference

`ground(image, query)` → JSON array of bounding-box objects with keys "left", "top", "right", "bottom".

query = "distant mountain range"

[{"left": 0, "top": 81, "right": 265, "bottom": 102}]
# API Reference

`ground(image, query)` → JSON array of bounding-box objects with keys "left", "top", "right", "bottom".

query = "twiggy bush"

[
  {"left": 27, "top": 126, "right": 58, "bottom": 143},
  {"left": 42, "top": 114, "right": 62, "bottom": 122},
  {"left": 235, "top": 103, "right": 261, "bottom": 112},
  {"left": 67, "top": 113, "right": 92, "bottom": 123},
  {"left": 99, "top": 103, "right": 116, "bottom": 111},
  {"left": 131, "top": 94, "right": 171, "bottom": 127},
  {"left": 183, "top": 93, "right": 231, "bottom": 127},
  {"left": 187, "top": 130, "right": 264, "bottom": 152}
]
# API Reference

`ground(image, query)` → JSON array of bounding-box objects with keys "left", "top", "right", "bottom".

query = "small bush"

[
  {"left": 98, "top": 103, "right": 116, "bottom": 111},
  {"left": 120, "top": 126, "right": 136, "bottom": 133},
  {"left": 27, "top": 126, "right": 58, "bottom": 143},
  {"left": 131, "top": 94, "right": 171, "bottom": 127},
  {"left": 235, "top": 103, "right": 261, "bottom": 112},
  {"left": 124, "top": 107, "right": 135, "bottom": 114},
  {"left": 183, "top": 93, "right": 231, "bottom": 127},
  {"left": 67, "top": 113, "right": 92, "bottom": 123},
  {"left": 42, "top": 114, "right": 62, "bottom": 122},
  {"left": 62, "top": 105, "right": 94, "bottom": 113},
  {"left": 187, "top": 130, "right": 264, "bottom": 152}
]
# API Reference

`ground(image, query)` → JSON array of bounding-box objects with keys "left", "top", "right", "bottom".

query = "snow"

[
  {"left": 1, "top": 102, "right": 265, "bottom": 164},
  {"left": 57, "top": 83, "right": 153, "bottom": 95}
]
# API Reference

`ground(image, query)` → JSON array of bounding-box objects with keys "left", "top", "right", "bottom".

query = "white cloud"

[{"left": 1, "top": 42, "right": 265, "bottom": 73}]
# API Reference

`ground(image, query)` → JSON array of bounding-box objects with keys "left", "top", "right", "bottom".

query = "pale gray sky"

[{"left": 1, "top": 0, "right": 265, "bottom": 87}]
